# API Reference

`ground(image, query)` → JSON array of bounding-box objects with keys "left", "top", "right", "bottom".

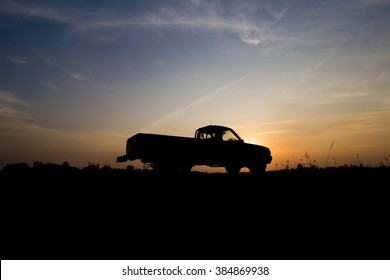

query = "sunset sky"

[{"left": 1, "top": 0, "right": 389, "bottom": 171}]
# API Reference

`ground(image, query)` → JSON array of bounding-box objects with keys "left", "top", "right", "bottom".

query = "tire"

[
  {"left": 152, "top": 161, "right": 170, "bottom": 173},
  {"left": 225, "top": 164, "right": 241, "bottom": 174},
  {"left": 178, "top": 164, "right": 192, "bottom": 173},
  {"left": 249, "top": 164, "right": 266, "bottom": 175}
]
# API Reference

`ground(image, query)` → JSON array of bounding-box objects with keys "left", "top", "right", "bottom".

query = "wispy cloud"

[
  {"left": 0, "top": 0, "right": 278, "bottom": 46},
  {"left": 0, "top": 90, "right": 28, "bottom": 107},
  {"left": 67, "top": 71, "right": 88, "bottom": 81},
  {"left": 41, "top": 81, "right": 63, "bottom": 92},
  {"left": 0, "top": 0, "right": 73, "bottom": 24},
  {"left": 146, "top": 73, "right": 253, "bottom": 131},
  {"left": 81, "top": 7, "right": 274, "bottom": 46},
  {"left": 0, "top": 89, "right": 124, "bottom": 167},
  {"left": 0, "top": 90, "right": 32, "bottom": 121},
  {"left": 365, "top": 0, "right": 390, "bottom": 4},
  {"left": 8, "top": 57, "right": 28, "bottom": 64},
  {"left": 0, "top": 116, "right": 126, "bottom": 168},
  {"left": 266, "top": 0, "right": 289, "bottom": 20}
]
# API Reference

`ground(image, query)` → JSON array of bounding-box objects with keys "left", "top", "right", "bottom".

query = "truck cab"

[
  {"left": 192, "top": 125, "right": 272, "bottom": 174},
  {"left": 194, "top": 125, "right": 243, "bottom": 142}
]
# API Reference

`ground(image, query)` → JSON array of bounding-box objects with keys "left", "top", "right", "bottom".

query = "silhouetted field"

[
  {"left": 1, "top": 161, "right": 389, "bottom": 187},
  {"left": 2, "top": 162, "right": 389, "bottom": 260}
]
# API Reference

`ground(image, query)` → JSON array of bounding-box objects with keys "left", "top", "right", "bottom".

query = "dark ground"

[{"left": 1, "top": 163, "right": 389, "bottom": 260}]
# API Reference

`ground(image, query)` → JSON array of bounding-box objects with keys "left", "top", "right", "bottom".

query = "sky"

[{"left": 1, "top": 0, "right": 390, "bottom": 171}]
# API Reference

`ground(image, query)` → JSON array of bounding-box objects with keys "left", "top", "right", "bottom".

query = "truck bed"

[{"left": 125, "top": 133, "right": 198, "bottom": 163}]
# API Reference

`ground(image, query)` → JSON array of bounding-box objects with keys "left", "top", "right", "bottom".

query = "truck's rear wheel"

[
  {"left": 225, "top": 165, "right": 241, "bottom": 174},
  {"left": 179, "top": 165, "right": 192, "bottom": 173}
]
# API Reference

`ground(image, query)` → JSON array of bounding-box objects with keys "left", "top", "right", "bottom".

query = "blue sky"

[{"left": 1, "top": 0, "right": 389, "bottom": 170}]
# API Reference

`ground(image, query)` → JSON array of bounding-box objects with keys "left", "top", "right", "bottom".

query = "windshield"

[{"left": 221, "top": 129, "right": 240, "bottom": 141}]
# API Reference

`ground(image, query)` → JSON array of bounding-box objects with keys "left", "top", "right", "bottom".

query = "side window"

[{"left": 199, "top": 132, "right": 212, "bottom": 139}]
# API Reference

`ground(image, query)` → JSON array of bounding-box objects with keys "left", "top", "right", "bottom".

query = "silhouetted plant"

[
  {"left": 101, "top": 165, "right": 112, "bottom": 170},
  {"left": 379, "top": 156, "right": 389, "bottom": 167},
  {"left": 304, "top": 151, "right": 312, "bottom": 166},
  {"left": 33, "top": 161, "right": 43, "bottom": 168},
  {"left": 325, "top": 141, "right": 334, "bottom": 167},
  {"left": 302, "top": 151, "right": 318, "bottom": 168},
  {"left": 285, "top": 160, "right": 290, "bottom": 170},
  {"left": 350, "top": 153, "right": 360, "bottom": 167},
  {"left": 126, "top": 165, "right": 135, "bottom": 172},
  {"left": 85, "top": 162, "right": 100, "bottom": 170},
  {"left": 3, "top": 162, "right": 30, "bottom": 173}
]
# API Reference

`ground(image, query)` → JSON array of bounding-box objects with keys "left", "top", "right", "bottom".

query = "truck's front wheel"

[
  {"left": 249, "top": 163, "right": 267, "bottom": 175},
  {"left": 151, "top": 161, "right": 165, "bottom": 173}
]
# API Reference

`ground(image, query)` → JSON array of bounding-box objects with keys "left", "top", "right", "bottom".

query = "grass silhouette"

[
  {"left": 1, "top": 159, "right": 388, "bottom": 188},
  {"left": 2, "top": 159, "right": 389, "bottom": 261}
]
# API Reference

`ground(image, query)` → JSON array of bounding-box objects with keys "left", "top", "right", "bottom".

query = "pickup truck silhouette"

[{"left": 116, "top": 125, "right": 272, "bottom": 174}]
